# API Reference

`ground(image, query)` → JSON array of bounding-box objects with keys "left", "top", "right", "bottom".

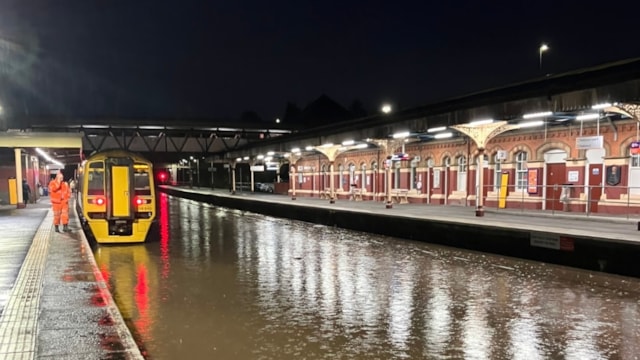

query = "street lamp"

[
  {"left": 539, "top": 43, "right": 549, "bottom": 70},
  {"left": 381, "top": 104, "right": 392, "bottom": 114}
]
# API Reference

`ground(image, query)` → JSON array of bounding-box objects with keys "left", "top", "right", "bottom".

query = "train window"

[
  {"left": 134, "top": 171, "right": 151, "bottom": 195},
  {"left": 88, "top": 170, "right": 105, "bottom": 195}
]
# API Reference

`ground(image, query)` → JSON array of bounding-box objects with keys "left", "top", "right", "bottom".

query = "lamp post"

[{"left": 539, "top": 43, "right": 549, "bottom": 70}]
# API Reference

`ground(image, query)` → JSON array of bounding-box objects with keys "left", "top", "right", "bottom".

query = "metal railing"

[{"left": 482, "top": 184, "right": 640, "bottom": 219}]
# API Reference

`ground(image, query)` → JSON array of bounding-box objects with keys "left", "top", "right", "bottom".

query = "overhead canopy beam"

[{"left": 0, "top": 132, "right": 84, "bottom": 148}]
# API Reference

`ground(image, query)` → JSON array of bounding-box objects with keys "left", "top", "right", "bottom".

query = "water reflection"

[{"left": 95, "top": 194, "right": 640, "bottom": 359}]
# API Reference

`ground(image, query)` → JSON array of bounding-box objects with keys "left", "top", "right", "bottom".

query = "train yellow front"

[{"left": 77, "top": 150, "right": 156, "bottom": 244}]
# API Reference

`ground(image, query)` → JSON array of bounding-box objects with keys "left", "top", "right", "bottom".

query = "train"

[{"left": 76, "top": 150, "right": 156, "bottom": 244}]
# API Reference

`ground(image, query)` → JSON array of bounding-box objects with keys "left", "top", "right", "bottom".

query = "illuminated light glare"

[
  {"left": 469, "top": 119, "right": 493, "bottom": 126},
  {"left": 354, "top": 143, "right": 368, "bottom": 149},
  {"left": 305, "top": 146, "right": 314, "bottom": 151},
  {"left": 434, "top": 132, "right": 453, "bottom": 139},
  {"left": 342, "top": 140, "right": 355, "bottom": 146},
  {"left": 517, "top": 120, "right": 544, "bottom": 128},
  {"left": 275, "top": 118, "right": 281, "bottom": 123},
  {"left": 267, "top": 151, "right": 275, "bottom": 156},
  {"left": 95, "top": 197, "right": 105, "bottom": 206},
  {"left": 256, "top": 155, "right": 264, "bottom": 160},
  {"left": 236, "top": 157, "right": 242, "bottom": 162},
  {"left": 291, "top": 147, "right": 301, "bottom": 153},
  {"left": 540, "top": 44, "right": 549, "bottom": 52},
  {"left": 392, "top": 131, "right": 410, "bottom": 139},
  {"left": 321, "top": 143, "right": 334, "bottom": 148},
  {"left": 523, "top": 111, "right": 552, "bottom": 119},
  {"left": 381, "top": 104, "right": 392, "bottom": 113},
  {"left": 592, "top": 103, "right": 612, "bottom": 110},
  {"left": 427, "top": 126, "right": 447, "bottom": 133},
  {"left": 576, "top": 113, "right": 600, "bottom": 121},
  {"left": 264, "top": 156, "right": 273, "bottom": 162},
  {"left": 243, "top": 156, "right": 249, "bottom": 160},
  {"left": 35, "top": 148, "right": 64, "bottom": 167}
]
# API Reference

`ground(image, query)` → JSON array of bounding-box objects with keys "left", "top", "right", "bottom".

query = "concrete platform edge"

[{"left": 72, "top": 204, "right": 145, "bottom": 359}]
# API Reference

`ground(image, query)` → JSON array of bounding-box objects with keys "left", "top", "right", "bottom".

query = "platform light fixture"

[
  {"left": 267, "top": 151, "right": 275, "bottom": 156},
  {"left": 523, "top": 111, "right": 553, "bottom": 119},
  {"left": 469, "top": 119, "right": 493, "bottom": 126},
  {"left": 434, "top": 132, "right": 453, "bottom": 139},
  {"left": 35, "top": 148, "right": 64, "bottom": 167},
  {"left": 243, "top": 156, "right": 249, "bottom": 160},
  {"left": 305, "top": 146, "right": 314, "bottom": 151},
  {"left": 517, "top": 120, "right": 544, "bottom": 128},
  {"left": 257, "top": 154, "right": 265, "bottom": 160},
  {"left": 427, "top": 126, "right": 447, "bottom": 133},
  {"left": 291, "top": 147, "right": 301, "bottom": 153},
  {"left": 392, "top": 131, "right": 410, "bottom": 139},
  {"left": 381, "top": 104, "right": 392, "bottom": 114},
  {"left": 236, "top": 157, "right": 242, "bottom": 162},
  {"left": 576, "top": 113, "right": 600, "bottom": 121},
  {"left": 320, "top": 143, "right": 334, "bottom": 148},
  {"left": 342, "top": 140, "right": 355, "bottom": 146},
  {"left": 592, "top": 103, "right": 612, "bottom": 110}
]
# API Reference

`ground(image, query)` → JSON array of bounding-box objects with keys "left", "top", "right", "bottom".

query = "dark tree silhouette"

[{"left": 349, "top": 99, "right": 368, "bottom": 118}]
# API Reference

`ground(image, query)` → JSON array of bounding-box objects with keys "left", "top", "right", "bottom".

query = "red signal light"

[
  {"left": 135, "top": 197, "right": 145, "bottom": 206},
  {"left": 158, "top": 172, "right": 167, "bottom": 181},
  {"left": 95, "top": 197, "right": 106, "bottom": 206}
]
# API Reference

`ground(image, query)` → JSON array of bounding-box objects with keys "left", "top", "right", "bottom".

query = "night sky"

[{"left": 0, "top": 0, "right": 638, "bottom": 121}]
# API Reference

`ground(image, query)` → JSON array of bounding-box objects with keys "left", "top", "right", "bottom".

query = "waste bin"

[{"left": 7, "top": 177, "right": 17, "bottom": 205}]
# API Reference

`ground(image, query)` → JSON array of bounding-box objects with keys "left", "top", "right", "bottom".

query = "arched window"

[
  {"left": 410, "top": 157, "right": 419, "bottom": 190},
  {"left": 360, "top": 163, "right": 367, "bottom": 189},
  {"left": 394, "top": 161, "right": 401, "bottom": 189},
  {"left": 457, "top": 155, "right": 467, "bottom": 191},
  {"left": 493, "top": 154, "right": 502, "bottom": 191},
  {"left": 515, "top": 151, "right": 528, "bottom": 191},
  {"left": 338, "top": 164, "right": 344, "bottom": 190},
  {"left": 427, "top": 158, "right": 434, "bottom": 168}
]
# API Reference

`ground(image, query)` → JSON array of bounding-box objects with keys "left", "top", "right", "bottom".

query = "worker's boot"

[
  {"left": 63, "top": 224, "right": 70, "bottom": 232},
  {"left": 54, "top": 225, "right": 60, "bottom": 233}
]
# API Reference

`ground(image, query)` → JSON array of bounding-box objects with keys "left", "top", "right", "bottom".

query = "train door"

[{"left": 111, "top": 165, "right": 131, "bottom": 217}]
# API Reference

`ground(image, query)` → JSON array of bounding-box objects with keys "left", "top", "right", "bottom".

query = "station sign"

[
  {"left": 631, "top": 141, "right": 640, "bottom": 155},
  {"left": 576, "top": 135, "right": 603, "bottom": 150},
  {"left": 390, "top": 153, "right": 410, "bottom": 161}
]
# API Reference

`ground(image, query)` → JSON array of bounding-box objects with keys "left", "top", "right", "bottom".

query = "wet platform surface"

[{"left": 0, "top": 199, "right": 142, "bottom": 359}]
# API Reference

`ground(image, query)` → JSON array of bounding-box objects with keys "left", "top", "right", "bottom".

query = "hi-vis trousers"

[{"left": 52, "top": 201, "right": 69, "bottom": 226}]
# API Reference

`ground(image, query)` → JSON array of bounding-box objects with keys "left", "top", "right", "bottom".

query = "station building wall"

[{"left": 290, "top": 119, "right": 640, "bottom": 215}]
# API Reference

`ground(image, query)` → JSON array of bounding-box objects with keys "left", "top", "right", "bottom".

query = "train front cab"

[{"left": 81, "top": 156, "right": 156, "bottom": 243}]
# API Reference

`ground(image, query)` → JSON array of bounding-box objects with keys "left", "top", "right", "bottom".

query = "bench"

[
  {"left": 350, "top": 188, "right": 364, "bottom": 201},
  {"left": 320, "top": 188, "right": 331, "bottom": 199},
  {"left": 392, "top": 189, "right": 409, "bottom": 204}
]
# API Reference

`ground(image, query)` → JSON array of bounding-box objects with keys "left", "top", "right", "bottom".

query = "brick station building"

[{"left": 262, "top": 59, "right": 640, "bottom": 216}]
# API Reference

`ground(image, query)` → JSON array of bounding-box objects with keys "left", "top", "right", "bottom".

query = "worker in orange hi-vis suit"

[{"left": 48, "top": 172, "right": 71, "bottom": 233}]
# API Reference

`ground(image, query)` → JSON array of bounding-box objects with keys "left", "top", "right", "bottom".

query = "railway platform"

[
  {"left": 0, "top": 198, "right": 143, "bottom": 360},
  {"left": 2, "top": 185, "right": 640, "bottom": 359}
]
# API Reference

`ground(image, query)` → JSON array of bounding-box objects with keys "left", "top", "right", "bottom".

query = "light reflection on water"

[{"left": 94, "top": 194, "right": 640, "bottom": 359}]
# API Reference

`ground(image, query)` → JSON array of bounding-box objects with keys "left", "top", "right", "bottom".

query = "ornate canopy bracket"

[
  {"left": 450, "top": 121, "right": 520, "bottom": 150},
  {"left": 604, "top": 103, "right": 640, "bottom": 121},
  {"left": 366, "top": 138, "right": 415, "bottom": 156}
]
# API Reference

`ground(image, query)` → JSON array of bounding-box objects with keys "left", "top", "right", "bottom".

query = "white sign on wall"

[
  {"left": 576, "top": 136, "right": 603, "bottom": 150},
  {"left": 433, "top": 169, "right": 441, "bottom": 189}
]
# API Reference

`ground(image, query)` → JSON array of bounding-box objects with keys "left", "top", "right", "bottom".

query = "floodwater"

[{"left": 93, "top": 193, "right": 640, "bottom": 360}]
